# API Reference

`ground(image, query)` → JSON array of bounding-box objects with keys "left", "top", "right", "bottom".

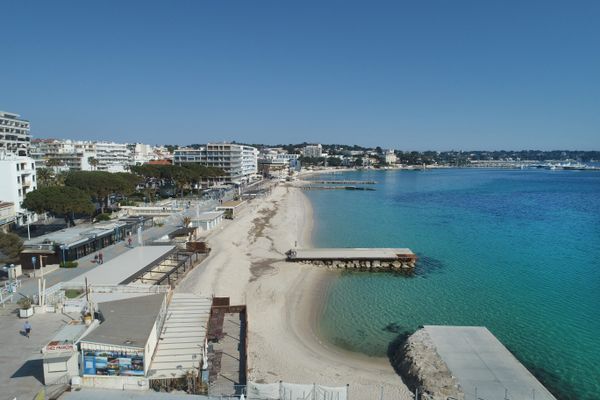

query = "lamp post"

[
  {"left": 18, "top": 212, "right": 31, "bottom": 240},
  {"left": 60, "top": 245, "right": 67, "bottom": 265}
]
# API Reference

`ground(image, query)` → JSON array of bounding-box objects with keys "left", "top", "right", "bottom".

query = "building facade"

[
  {"left": 0, "top": 153, "right": 38, "bottom": 225},
  {"left": 31, "top": 139, "right": 136, "bottom": 172},
  {"left": 174, "top": 143, "right": 258, "bottom": 185},
  {"left": 30, "top": 139, "right": 94, "bottom": 171},
  {"left": 384, "top": 149, "right": 397, "bottom": 164},
  {"left": 303, "top": 144, "right": 323, "bottom": 158},
  {"left": 0, "top": 111, "right": 31, "bottom": 156}
]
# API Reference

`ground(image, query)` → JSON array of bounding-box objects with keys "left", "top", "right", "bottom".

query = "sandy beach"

[{"left": 178, "top": 185, "right": 413, "bottom": 399}]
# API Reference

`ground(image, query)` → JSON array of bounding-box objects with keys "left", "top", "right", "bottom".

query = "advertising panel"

[{"left": 82, "top": 351, "right": 144, "bottom": 376}]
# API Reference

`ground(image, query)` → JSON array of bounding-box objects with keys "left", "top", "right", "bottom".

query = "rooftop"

[
  {"left": 67, "top": 245, "right": 176, "bottom": 286},
  {"left": 25, "top": 221, "right": 127, "bottom": 248},
  {"left": 81, "top": 293, "right": 166, "bottom": 349},
  {"left": 43, "top": 320, "right": 89, "bottom": 352},
  {"left": 193, "top": 211, "right": 224, "bottom": 222}
]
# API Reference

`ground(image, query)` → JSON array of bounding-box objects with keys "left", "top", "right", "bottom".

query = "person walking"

[
  {"left": 98, "top": 251, "right": 104, "bottom": 264},
  {"left": 127, "top": 237, "right": 132, "bottom": 247},
  {"left": 24, "top": 320, "right": 31, "bottom": 338}
]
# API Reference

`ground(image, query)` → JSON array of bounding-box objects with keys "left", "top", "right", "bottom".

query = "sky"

[{"left": 1, "top": 0, "right": 599, "bottom": 150}]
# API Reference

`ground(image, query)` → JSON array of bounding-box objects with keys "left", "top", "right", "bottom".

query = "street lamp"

[
  {"left": 17, "top": 212, "right": 31, "bottom": 240},
  {"left": 60, "top": 245, "right": 67, "bottom": 265}
]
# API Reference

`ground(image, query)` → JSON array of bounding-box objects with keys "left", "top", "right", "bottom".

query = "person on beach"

[
  {"left": 24, "top": 320, "right": 31, "bottom": 338},
  {"left": 98, "top": 251, "right": 103, "bottom": 264}
]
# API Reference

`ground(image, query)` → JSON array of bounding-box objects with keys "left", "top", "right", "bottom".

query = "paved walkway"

[
  {"left": 16, "top": 223, "right": 176, "bottom": 298},
  {"left": 0, "top": 304, "right": 75, "bottom": 400}
]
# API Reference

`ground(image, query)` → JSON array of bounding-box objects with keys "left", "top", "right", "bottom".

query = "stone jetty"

[
  {"left": 286, "top": 248, "right": 417, "bottom": 270},
  {"left": 392, "top": 326, "right": 558, "bottom": 400}
]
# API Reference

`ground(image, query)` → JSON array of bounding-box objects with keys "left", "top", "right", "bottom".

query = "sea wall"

[
  {"left": 296, "top": 259, "right": 416, "bottom": 270},
  {"left": 391, "top": 328, "right": 464, "bottom": 400}
]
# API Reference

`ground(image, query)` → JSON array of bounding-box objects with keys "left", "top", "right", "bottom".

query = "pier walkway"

[
  {"left": 305, "top": 180, "right": 377, "bottom": 184},
  {"left": 424, "top": 326, "right": 557, "bottom": 400}
]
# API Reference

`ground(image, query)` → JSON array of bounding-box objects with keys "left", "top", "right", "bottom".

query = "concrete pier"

[
  {"left": 306, "top": 180, "right": 377, "bottom": 184},
  {"left": 286, "top": 248, "right": 417, "bottom": 270},
  {"left": 395, "top": 326, "right": 558, "bottom": 400}
]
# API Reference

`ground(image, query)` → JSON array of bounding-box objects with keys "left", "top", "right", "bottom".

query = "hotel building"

[
  {"left": 174, "top": 143, "right": 258, "bottom": 185},
  {"left": 0, "top": 111, "right": 31, "bottom": 156}
]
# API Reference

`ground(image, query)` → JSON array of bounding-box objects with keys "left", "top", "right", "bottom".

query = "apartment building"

[
  {"left": 174, "top": 143, "right": 258, "bottom": 185},
  {"left": 302, "top": 144, "right": 323, "bottom": 158},
  {"left": 31, "top": 139, "right": 132, "bottom": 172},
  {"left": 30, "top": 139, "right": 94, "bottom": 171},
  {"left": 0, "top": 153, "right": 38, "bottom": 226},
  {"left": 0, "top": 111, "right": 31, "bottom": 156},
  {"left": 94, "top": 141, "right": 131, "bottom": 172}
]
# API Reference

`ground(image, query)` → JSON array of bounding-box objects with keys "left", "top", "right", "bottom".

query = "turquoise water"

[{"left": 307, "top": 169, "right": 600, "bottom": 400}]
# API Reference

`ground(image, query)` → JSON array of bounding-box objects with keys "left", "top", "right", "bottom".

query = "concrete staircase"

[{"left": 148, "top": 293, "right": 212, "bottom": 379}]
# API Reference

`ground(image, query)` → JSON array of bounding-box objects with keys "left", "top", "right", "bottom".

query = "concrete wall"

[
  {"left": 43, "top": 353, "right": 79, "bottom": 385},
  {"left": 81, "top": 375, "right": 149, "bottom": 390}
]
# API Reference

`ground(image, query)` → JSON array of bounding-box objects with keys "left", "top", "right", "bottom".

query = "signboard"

[
  {"left": 83, "top": 350, "right": 144, "bottom": 376},
  {"left": 44, "top": 341, "right": 77, "bottom": 353}
]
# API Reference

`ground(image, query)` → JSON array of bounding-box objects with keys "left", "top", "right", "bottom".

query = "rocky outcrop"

[
  {"left": 296, "top": 259, "right": 416, "bottom": 270},
  {"left": 391, "top": 328, "right": 464, "bottom": 400}
]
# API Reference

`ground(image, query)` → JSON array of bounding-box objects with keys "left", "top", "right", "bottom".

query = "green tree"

[
  {"left": 65, "top": 171, "right": 139, "bottom": 213},
  {"left": 22, "top": 186, "right": 95, "bottom": 226},
  {"left": 36, "top": 167, "right": 54, "bottom": 188},
  {"left": 46, "top": 158, "right": 62, "bottom": 167},
  {"left": 88, "top": 157, "right": 99, "bottom": 170},
  {"left": 326, "top": 157, "right": 342, "bottom": 167},
  {"left": 0, "top": 232, "right": 24, "bottom": 263}
]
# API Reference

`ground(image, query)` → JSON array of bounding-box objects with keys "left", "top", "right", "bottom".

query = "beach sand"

[{"left": 177, "top": 185, "right": 413, "bottom": 399}]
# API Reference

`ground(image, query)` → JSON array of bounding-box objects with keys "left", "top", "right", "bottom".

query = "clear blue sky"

[{"left": 2, "top": 0, "right": 599, "bottom": 150}]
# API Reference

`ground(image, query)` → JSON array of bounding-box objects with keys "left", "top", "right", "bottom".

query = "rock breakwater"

[{"left": 391, "top": 328, "right": 464, "bottom": 400}]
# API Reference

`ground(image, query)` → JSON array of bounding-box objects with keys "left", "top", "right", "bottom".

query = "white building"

[
  {"left": 0, "top": 202, "right": 16, "bottom": 232},
  {"left": 303, "top": 144, "right": 323, "bottom": 158},
  {"left": 0, "top": 153, "right": 38, "bottom": 226},
  {"left": 130, "top": 143, "right": 160, "bottom": 165},
  {"left": 31, "top": 139, "right": 135, "bottom": 172},
  {"left": 30, "top": 139, "right": 94, "bottom": 171},
  {"left": 94, "top": 141, "right": 131, "bottom": 172},
  {"left": 384, "top": 149, "right": 397, "bottom": 164},
  {"left": 174, "top": 143, "right": 258, "bottom": 185},
  {"left": 0, "top": 111, "right": 31, "bottom": 156}
]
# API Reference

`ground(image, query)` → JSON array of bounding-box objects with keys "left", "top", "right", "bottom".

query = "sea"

[{"left": 305, "top": 168, "right": 600, "bottom": 400}]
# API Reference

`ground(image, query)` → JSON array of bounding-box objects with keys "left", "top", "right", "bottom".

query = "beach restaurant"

[
  {"left": 191, "top": 211, "right": 224, "bottom": 231},
  {"left": 21, "top": 217, "right": 153, "bottom": 265},
  {"left": 78, "top": 293, "right": 167, "bottom": 389}
]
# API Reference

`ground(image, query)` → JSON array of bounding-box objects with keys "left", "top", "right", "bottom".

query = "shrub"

[
  {"left": 64, "top": 289, "right": 83, "bottom": 299},
  {"left": 60, "top": 261, "right": 78, "bottom": 268},
  {"left": 17, "top": 296, "right": 33, "bottom": 309},
  {"left": 95, "top": 213, "right": 111, "bottom": 222}
]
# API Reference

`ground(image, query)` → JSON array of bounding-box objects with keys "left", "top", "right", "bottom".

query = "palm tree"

[
  {"left": 36, "top": 167, "right": 54, "bottom": 188},
  {"left": 88, "top": 157, "right": 99, "bottom": 171},
  {"left": 181, "top": 216, "right": 192, "bottom": 227}
]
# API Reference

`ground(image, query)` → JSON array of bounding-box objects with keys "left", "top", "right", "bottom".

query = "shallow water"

[{"left": 307, "top": 169, "right": 600, "bottom": 400}]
